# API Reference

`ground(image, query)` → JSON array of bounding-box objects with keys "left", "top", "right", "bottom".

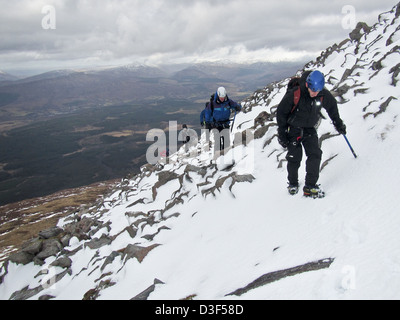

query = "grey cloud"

[{"left": 0, "top": 0, "right": 397, "bottom": 73}]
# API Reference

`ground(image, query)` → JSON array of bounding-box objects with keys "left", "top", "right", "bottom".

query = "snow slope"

[{"left": 1, "top": 3, "right": 400, "bottom": 300}]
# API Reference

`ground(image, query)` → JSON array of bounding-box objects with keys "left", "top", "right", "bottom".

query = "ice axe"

[{"left": 343, "top": 134, "right": 358, "bottom": 158}]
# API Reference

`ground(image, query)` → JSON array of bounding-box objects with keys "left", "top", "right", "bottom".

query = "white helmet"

[{"left": 217, "top": 87, "right": 227, "bottom": 98}]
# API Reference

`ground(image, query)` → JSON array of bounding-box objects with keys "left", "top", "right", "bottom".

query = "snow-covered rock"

[{"left": 1, "top": 2, "right": 400, "bottom": 300}]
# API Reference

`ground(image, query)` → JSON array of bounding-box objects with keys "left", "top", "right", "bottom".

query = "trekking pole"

[
  {"left": 343, "top": 134, "right": 358, "bottom": 158},
  {"left": 230, "top": 111, "right": 237, "bottom": 132}
]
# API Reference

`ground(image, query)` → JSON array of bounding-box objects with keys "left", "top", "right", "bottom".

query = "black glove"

[
  {"left": 334, "top": 120, "right": 347, "bottom": 135},
  {"left": 278, "top": 127, "right": 289, "bottom": 149}
]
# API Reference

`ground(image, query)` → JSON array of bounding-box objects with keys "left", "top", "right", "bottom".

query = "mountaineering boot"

[
  {"left": 303, "top": 185, "right": 325, "bottom": 199},
  {"left": 287, "top": 183, "right": 299, "bottom": 196}
]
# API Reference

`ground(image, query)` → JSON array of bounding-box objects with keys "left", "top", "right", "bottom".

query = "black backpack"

[
  {"left": 287, "top": 76, "right": 324, "bottom": 114},
  {"left": 207, "top": 94, "right": 215, "bottom": 113}
]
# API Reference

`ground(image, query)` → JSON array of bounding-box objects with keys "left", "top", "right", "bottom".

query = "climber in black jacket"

[{"left": 277, "top": 70, "right": 347, "bottom": 198}]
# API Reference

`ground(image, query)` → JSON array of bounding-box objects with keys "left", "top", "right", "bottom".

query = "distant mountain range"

[
  {"left": 0, "top": 71, "right": 19, "bottom": 82},
  {"left": 0, "top": 62, "right": 303, "bottom": 131},
  {"left": 0, "top": 61, "right": 304, "bottom": 205}
]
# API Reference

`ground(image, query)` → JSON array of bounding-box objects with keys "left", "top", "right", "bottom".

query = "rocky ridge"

[{"left": 0, "top": 2, "right": 399, "bottom": 300}]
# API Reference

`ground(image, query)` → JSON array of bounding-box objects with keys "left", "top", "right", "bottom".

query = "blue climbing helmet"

[{"left": 306, "top": 70, "right": 325, "bottom": 92}]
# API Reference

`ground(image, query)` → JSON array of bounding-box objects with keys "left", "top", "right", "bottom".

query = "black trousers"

[
  {"left": 286, "top": 127, "right": 322, "bottom": 187},
  {"left": 215, "top": 122, "right": 230, "bottom": 151}
]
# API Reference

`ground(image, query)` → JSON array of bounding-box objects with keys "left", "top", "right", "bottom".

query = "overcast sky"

[{"left": 0, "top": 0, "right": 398, "bottom": 75}]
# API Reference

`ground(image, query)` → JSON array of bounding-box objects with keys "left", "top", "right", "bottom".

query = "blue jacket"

[
  {"left": 200, "top": 103, "right": 214, "bottom": 125},
  {"left": 211, "top": 93, "right": 241, "bottom": 123}
]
